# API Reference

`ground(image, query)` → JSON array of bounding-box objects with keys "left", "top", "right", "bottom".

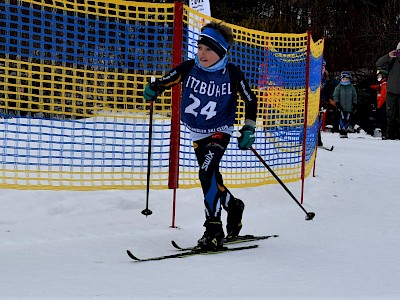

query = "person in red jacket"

[{"left": 370, "top": 69, "right": 387, "bottom": 137}]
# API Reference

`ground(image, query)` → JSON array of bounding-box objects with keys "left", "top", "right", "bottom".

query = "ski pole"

[
  {"left": 250, "top": 146, "right": 315, "bottom": 221},
  {"left": 141, "top": 76, "right": 156, "bottom": 217}
]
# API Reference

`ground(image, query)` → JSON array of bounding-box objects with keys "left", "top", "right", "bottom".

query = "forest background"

[
  {"left": 136, "top": 0, "right": 399, "bottom": 134},
  {"left": 139, "top": 0, "right": 400, "bottom": 74}
]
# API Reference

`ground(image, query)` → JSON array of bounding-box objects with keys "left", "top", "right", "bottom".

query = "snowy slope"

[{"left": 1, "top": 131, "right": 400, "bottom": 299}]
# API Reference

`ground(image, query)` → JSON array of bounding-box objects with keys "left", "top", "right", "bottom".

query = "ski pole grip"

[{"left": 149, "top": 76, "right": 156, "bottom": 105}]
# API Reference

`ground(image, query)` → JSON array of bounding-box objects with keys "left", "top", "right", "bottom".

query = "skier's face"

[{"left": 197, "top": 44, "right": 220, "bottom": 68}]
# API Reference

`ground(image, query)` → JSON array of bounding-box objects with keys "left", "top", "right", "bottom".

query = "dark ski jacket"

[
  {"left": 376, "top": 55, "right": 400, "bottom": 95},
  {"left": 333, "top": 83, "right": 357, "bottom": 113},
  {"left": 153, "top": 59, "right": 257, "bottom": 134}
]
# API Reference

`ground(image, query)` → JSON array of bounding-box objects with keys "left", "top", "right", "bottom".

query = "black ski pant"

[
  {"left": 193, "top": 132, "right": 235, "bottom": 219},
  {"left": 385, "top": 92, "right": 400, "bottom": 139}
]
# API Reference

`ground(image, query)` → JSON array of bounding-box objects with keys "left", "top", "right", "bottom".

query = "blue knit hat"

[
  {"left": 340, "top": 71, "right": 351, "bottom": 79},
  {"left": 198, "top": 27, "right": 230, "bottom": 59}
]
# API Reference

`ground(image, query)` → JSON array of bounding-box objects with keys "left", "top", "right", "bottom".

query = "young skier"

[
  {"left": 333, "top": 71, "right": 357, "bottom": 138},
  {"left": 143, "top": 21, "right": 258, "bottom": 251}
]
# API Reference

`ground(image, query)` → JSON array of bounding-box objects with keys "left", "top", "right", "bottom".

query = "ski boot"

[
  {"left": 196, "top": 218, "right": 225, "bottom": 251},
  {"left": 225, "top": 198, "right": 245, "bottom": 241},
  {"left": 339, "top": 130, "right": 348, "bottom": 138}
]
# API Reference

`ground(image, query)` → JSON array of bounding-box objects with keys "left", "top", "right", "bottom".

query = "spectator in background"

[
  {"left": 376, "top": 42, "right": 400, "bottom": 140},
  {"left": 319, "top": 60, "right": 339, "bottom": 142},
  {"left": 333, "top": 71, "right": 358, "bottom": 138},
  {"left": 370, "top": 69, "right": 388, "bottom": 137}
]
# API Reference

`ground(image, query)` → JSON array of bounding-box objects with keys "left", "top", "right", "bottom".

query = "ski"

[
  {"left": 127, "top": 244, "right": 259, "bottom": 262},
  {"left": 171, "top": 234, "right": 279, "bottom": 251},
  {"left": 318, "top": 145, "right": 334, "bottom": 151}
]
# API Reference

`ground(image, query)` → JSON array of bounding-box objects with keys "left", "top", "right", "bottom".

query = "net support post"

[
  {"left": 300, "top": 30, "right": 312, "bottom": 204},
  {"left": 168, "top": 1, "right": 184, "bottom": 228}
]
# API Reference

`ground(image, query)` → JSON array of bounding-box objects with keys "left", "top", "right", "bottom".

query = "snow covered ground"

[{"left": 1, "top": 130, "right": 400, "bottom": 299}]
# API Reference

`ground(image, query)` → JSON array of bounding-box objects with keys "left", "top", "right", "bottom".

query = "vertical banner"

[
  {"left": 189, "top": 0, "right": 211, "bottom": 15},
  {"left": 188, "top": 0, "right": 211, "bottom": 58}
]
